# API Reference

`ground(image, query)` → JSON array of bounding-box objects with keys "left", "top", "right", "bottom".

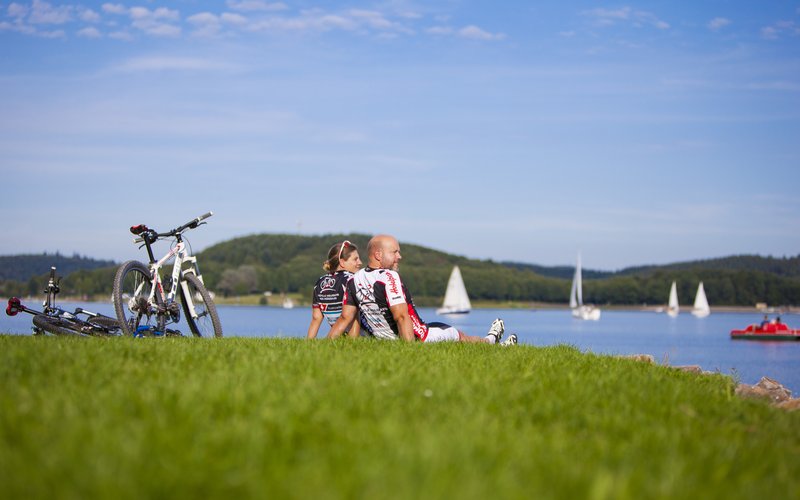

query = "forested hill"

[
  {"left": 1, "top": 235, "right": 799, "bottom": 306},
  {"left": 502, "top": 255, "right": 800, "bottom": 280},
  {"left": 197, "top": 234, "right": 800, "bottom": 307},
  {"left": 0, "top": 253, "right": 116, "bottom": 282},
  {"left": 615, "top": 255, "right": 800, "bottom": 278}
]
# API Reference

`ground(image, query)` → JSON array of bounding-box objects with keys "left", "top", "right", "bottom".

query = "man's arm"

[
  {"left": 327, "top": 304, "right": 358, "bottom": 340},
  {"left": 389, "top": 303, "right": 414, "bottom": 342}
]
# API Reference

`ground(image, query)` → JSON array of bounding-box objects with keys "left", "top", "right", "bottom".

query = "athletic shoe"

[
  {"left": 486, "top": 318, "right": 504, "bottom": 343},
  {"left": 500, "top": 334, "right": 518, "bottom": 346}
]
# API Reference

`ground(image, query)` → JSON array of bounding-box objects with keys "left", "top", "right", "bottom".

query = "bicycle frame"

[
  {"left": 128, "top": 212, "right": 213, "bottom": 327},
  {"left": 141, "top": 238, "right": 204, "bottom": 322}
]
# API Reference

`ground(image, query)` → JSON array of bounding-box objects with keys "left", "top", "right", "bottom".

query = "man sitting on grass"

[{"left": 328, "top": 234, "right": 517, "bottom": 345}]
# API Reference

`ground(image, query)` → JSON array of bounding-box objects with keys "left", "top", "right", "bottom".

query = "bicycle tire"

[
  {"left": 87, "top": 315, "right": 122, "bottom": 335},
  {"left": 113, "top": 260, "right": 157, "bottom": 337},
  {"left": 180, "top": 273, "right": 223, "bottom": 338},
  {"left": 32, "top": 315, "right": 90, "bottom": 337}
]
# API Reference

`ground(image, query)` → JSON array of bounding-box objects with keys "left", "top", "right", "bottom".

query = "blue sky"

[{"left": 1, "top": 1, "right": 799, "bottom": 270}]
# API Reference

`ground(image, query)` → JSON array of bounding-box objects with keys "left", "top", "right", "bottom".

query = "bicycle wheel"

[
  {"left": 32, "top": 315, "right": 89, "bottom": 337},
  {"left": 180, "top": 273, "right": 223, "bottom": 338},
  {"left": 87, "top": 315, "right": 122, "bottom": 335},
  {"left": 113, "top": 260, "right": 157, "bottom": 337}
]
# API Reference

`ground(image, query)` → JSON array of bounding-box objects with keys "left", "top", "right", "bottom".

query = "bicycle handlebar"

[
  {"left": 173, "top": 211, "right": 213, "bottom": 234},
  {"left": 131, "top": 212, "right": 213, "bottom": 244}
]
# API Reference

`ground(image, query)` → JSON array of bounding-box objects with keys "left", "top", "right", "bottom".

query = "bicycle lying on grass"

[
  {"left": 5, "top": 267, "right": 121, "bottom": 337},
  {"left": 112, "top": 212, "right": 223, "bottom": 338}
]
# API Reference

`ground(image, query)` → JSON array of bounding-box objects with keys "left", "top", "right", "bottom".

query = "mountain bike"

[
  {"left": 112, "top": 212, "right": 222, "bottom": 338},
  {"left": 5, "top": 267, "right": 121, "bottom": 336}
]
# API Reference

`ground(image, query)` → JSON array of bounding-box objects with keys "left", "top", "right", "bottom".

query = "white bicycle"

[{"left": 112, "top": 212, "right": 222, "bottom": 338}]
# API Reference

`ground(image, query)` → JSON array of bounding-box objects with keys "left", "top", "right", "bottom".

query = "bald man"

[{"left": 328, "top": 234, "right": 517, "bottom": 345}]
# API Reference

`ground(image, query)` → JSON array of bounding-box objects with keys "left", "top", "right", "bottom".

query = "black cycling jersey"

[
  {"left": 312, "top": 270, "right": 353, "bottom": 326},
  {"left": 344, "top": 267, "right": 428, "bottom": 340}
]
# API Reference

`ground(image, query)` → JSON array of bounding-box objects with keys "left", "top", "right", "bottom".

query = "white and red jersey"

[{"left": 344, "top": 267, "right": 428, "bottom": 341}]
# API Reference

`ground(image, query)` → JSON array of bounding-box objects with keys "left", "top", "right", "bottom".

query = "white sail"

[
  {"left": 569, "top": 269, "right": 578, "bottom": 309},
  {"left": 570, "top": 253, "right": 601, "bottom": 321},
  {"left": 691, "top": 282, "right": 710, "bottom": 318},
  {"left": 437, "top": 265, "right": 472, "bottom": 315},
  {"left": 667, "top": 281, "right": 679, "bottom": 317}
]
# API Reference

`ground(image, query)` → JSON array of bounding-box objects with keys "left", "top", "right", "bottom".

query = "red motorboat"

[{"left": 730, "top": 321, "right": 800, "bottom": 341}]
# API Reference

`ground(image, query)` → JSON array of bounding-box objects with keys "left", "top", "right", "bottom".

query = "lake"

[{"left": 3, "top": 301, "right": 799, "bottom": 393}]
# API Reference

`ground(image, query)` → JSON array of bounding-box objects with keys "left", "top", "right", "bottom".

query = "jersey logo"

[
  {"left": 320, "top": 276, "right": 336, "bottom": 290},
  {"left": 386, "top": 272, "right": 400, "bottom": 296}
]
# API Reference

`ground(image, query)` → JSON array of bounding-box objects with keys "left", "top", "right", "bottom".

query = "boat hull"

[
  {"left": 730, "top": 324, "right": 800, "bottom": 341},
  {"left": 572, "top": 306, "right": 601, "bottom": 321},
  {"left": 730, "top": 331, "right": 800, "bottom": 341},
  {"left": 436, "top": 308, "right": 470, "bottom": 315}
]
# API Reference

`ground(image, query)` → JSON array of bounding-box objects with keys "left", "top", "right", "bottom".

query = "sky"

[{"left": 1, "top": 1, "right": 799, "bottom": 271}]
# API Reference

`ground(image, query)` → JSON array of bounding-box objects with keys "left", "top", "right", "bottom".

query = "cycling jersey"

[
  {"left": 312, "top": 270, "right": 353, "bottom": 326},
  {"left": 344, "top": 267, "right": 429, "bottom": 341}
]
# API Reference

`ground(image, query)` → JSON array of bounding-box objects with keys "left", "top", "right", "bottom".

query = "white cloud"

[
  {"left": 8, "top": 3, "right": 29, "bottom": 19},
  {"left": 426, "top": 26, "right": 453, "bottom": 36},
  {"left": 761, "top": 26, "right": 778, "bottom": 39},
  {"left": 188, "top": 12, "right": 221, "bottom": 37},
  {"left": 221, "top": 13, "right": 248, "bottom": 25},
  {"left": 128, "top": 6, "right": 181, "bottom": 37},
  {"left": 108, "top": 30, "right": 133, "bottom": 41},
  {"left": 36, "top": 28, "right": 64, "bottom": 38},
  {"left": 760, "top": 21, "right": 797, "bottom": 40},
  {"left": 28, "top": 0, "right": 73, "bottom": 24},
  {"left": 113, "top": 56, "right": 239, "bottom": 73},
  {"left": 129, "top": 6, "right": 179, "bottom": 22},
  {"left": 102, "top": 3, "right": 128, "bottom": 15},
  {"left": 350, "top": 9, "right": 393, "bottom": 30},
  {"left": 425, "top": 24, "right": 503, "bottom": 40},
  {"left": 458, "top": 25, "right": 504, "bottom": 40},
  {"left": 582, "top": 6, "right": 670, "bottom": 30},
  {"left": 226, "top": 0, "right": 287, "bottom": 12},
  {"left": 188, "top": 12, "right": 219, "bottom": 25},
  {"left": 708, "top": 17, "right": 730, "bottom": 31},
  {"left": 79, "top": 9, "right": 100, "bottom": 23},
  {"left": 77, "top": 26, "right": 101, "bottom": 38},
  {"left": 586, "top": 6, "right": 631, "bottom": 25},
  {"left": 248, "top": 11, "right": 356, "bottom": 33}
]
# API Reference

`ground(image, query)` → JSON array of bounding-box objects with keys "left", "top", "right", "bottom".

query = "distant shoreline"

[{"left": 16, "top": 294, "right": 799, "bottom": 315}]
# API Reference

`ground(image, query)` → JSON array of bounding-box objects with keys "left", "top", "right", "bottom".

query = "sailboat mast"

[{"left": 576, "top": 253, "right": 583, "bottom": 306}]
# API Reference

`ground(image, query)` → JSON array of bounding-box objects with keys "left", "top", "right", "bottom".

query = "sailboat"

[
  {"left": 437, "top": 265, "right": 472, "bottom": 315},
  {"left": 691, "top": 282, "right": 710, "bottom": 318},
  {"left": 570, "top": 253, "right": 601, "bottom": 321},
  {"left": 667, "top": 281, "right": 679, "bottom": 317}
]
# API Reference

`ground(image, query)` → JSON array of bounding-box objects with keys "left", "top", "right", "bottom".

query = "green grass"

[{"left": 1, "top": 335, "right": 798, "bottom": 499}]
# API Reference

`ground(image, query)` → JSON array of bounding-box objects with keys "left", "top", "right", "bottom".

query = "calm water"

[{"left": 3, "top": 301, "right": 799, "bottom": 393}]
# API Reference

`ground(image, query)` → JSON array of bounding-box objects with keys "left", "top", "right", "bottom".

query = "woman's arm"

[{"left": 307, "top": 307, "right": 324, "bottom": 339}]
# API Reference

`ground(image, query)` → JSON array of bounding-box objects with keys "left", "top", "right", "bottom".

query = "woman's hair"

[{"left": 323, "top": 240, "right": 359, "bottom": 272}]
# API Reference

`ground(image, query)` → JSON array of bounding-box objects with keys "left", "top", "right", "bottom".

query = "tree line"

[{"left": 2, "top": 234, "right": 799, "bottom": 307}]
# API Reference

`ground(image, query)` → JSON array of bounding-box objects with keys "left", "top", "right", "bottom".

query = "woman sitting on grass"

[{"left": 307, "top": 240, "right": 362, "bottom": 339}]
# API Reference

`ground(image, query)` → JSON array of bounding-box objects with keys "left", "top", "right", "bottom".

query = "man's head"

[{"left": 367, "top": 234, "right": 402, "bottom": 271}]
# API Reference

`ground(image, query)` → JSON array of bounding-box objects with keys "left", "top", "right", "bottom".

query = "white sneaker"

[
  {"left": 486, "top": 318, "right": 504, "bottom": 343},
  {"left": 500, "top": 334, "right": 517, "bottom": 346}
]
